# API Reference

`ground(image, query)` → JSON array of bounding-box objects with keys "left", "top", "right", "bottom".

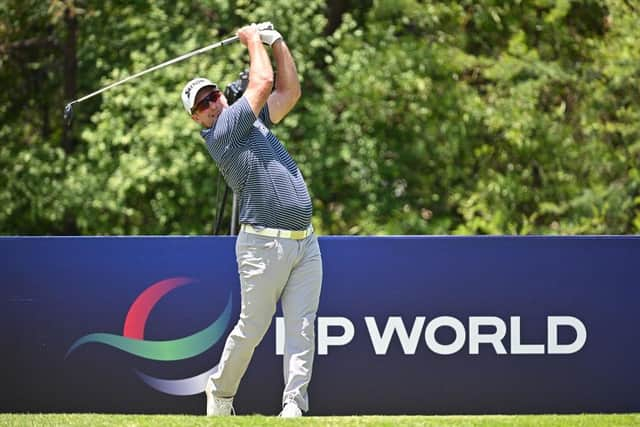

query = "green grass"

[{"left": 1, "top": 414, "right": 639, "bottom": 427}]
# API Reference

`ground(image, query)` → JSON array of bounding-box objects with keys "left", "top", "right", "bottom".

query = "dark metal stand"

[
  {"left": 212, "top": 181, "right": 239, "bottom": 235},
  {"left": 213, "top": 181, "right": 229, "bottom": 235},
  {"left": 230, "top": 192, "right": 238, "bottom": 235}
]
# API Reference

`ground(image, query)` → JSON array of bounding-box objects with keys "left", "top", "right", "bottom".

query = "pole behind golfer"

[{"left": 181, "top": 24, "right": 322, "bottom": 418}]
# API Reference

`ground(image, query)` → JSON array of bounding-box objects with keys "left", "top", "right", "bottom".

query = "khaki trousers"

[{"left": 207, "top": 230, "right": 323, "bottom": 412}]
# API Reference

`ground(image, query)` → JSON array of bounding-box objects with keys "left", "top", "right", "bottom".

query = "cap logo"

[{"left": 184, "top": 79, "right": 205, "bottom": 99}]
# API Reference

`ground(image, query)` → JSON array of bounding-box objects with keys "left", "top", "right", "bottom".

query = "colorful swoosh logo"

[{"left": 66, "top": 277, "right": 231, "bottom": 396}]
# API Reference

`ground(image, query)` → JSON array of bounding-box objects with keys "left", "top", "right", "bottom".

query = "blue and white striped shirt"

[{"left": 201, "top": 96, "right": 312, "bottom": 230}]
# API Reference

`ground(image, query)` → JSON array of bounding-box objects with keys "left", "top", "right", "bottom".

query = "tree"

[{"left": 1, "top": 0, "right": 638, "bottom": 235}]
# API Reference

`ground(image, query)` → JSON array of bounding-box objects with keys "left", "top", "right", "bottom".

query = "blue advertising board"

[{"left": 1, "top": 236, "right": 639, "bottom": 415}]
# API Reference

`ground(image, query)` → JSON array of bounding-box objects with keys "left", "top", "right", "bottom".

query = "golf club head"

[{"left": 64, "top": 103, "right": 73, "bottom": 128}]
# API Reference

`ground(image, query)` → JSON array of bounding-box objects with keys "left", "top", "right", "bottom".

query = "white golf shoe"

[
  {"left": 206, "top": 395, "right": 235, "bottom": 416},
  {"left": 279, "top": 401, "right": 302, "bottom": 418},
  {"left": 204, "top": 382, "right": 234, "bottom": 416}
]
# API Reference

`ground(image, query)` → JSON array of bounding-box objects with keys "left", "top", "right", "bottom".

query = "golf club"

[{"left": 63, "top": 22, "right": 273, "bottom": 126}]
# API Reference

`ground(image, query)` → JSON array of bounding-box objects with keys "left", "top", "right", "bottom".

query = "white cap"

[{"left": 181, "top": 77, "right": 217, "bottom": 114}]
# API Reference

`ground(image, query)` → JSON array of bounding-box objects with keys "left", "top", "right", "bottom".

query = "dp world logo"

[{"left": 66, "top": 277, "right": 232, "bottom": 396}]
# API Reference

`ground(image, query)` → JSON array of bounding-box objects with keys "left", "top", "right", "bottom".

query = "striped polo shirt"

[{"left": 201, "top": 96, "right": 312, "bottom": 230}]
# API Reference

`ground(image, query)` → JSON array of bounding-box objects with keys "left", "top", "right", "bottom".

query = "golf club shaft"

[{"left": 68, "top": 35, "right": 239, "bottom": 106}]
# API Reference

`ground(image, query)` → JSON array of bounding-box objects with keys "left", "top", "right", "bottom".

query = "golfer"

[{"left": 181, "top": 24, "right": 322, "bottom": 418}]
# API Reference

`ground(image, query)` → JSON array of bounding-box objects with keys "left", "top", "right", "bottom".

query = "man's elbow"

[
  {"left": 282, "top": 88, "right": 301, "bottom": 118},
  {"left": 292, "top": 85, "right": 302, "bottom": 103},
  {"left": 285, "top": 85, "right": 301, "bottom": 108}
]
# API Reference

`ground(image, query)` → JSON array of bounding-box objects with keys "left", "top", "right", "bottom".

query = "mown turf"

[{"left": 1, "top": 414, "right": 639, "bottom": 427}]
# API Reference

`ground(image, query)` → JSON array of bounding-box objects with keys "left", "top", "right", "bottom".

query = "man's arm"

[
  {"left": 266, "top": 39, "right": 301, "bottom": 124},
  {"left": 237, "top": 24, "right": 274, "bottom": 116}
]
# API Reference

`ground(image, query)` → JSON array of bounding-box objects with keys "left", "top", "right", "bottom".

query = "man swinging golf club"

[{"left": 181, "top": 23, "right": 322, "bottom": 418}]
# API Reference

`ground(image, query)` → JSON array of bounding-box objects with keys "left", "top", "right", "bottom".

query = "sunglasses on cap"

[{"left": 192, "top": 90, "right": 221, "bottom": 114}]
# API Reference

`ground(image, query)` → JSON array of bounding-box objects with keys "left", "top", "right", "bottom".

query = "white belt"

[{"left": 240, "top": 224, "right": 314, "bottom": 240}]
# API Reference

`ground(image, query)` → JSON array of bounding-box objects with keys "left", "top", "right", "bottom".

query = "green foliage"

[{"left": 1, "top": 0, "right": 638, "bottom": 235}]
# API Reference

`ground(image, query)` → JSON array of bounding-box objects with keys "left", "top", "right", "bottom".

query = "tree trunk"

[{"left": 62, "top": 4, "right": 77, "bottom": 153}]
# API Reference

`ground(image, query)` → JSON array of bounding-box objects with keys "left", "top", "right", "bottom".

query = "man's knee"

[
  {"left": 231, "top": 317, "right": 272, "bottom": 347},
  {"left": 285, "top": 313, "right": 316, "bottom": 341}
]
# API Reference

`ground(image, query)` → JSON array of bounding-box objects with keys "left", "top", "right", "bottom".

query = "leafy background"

[{"left": 1, "top": 0, "right": 638, "bottom": 235}]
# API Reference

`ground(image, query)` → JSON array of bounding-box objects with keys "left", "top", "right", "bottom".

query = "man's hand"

[
  {"left": 259, "top": 29, "right": 283, "bottom": 47},
  {"left": 237, "top": 24, "right": 262, "bottom": 47}
]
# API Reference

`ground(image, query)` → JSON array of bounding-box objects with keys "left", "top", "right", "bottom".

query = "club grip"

[{"left": 256, "top": 22, "right": 274, "bottom": 31}]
